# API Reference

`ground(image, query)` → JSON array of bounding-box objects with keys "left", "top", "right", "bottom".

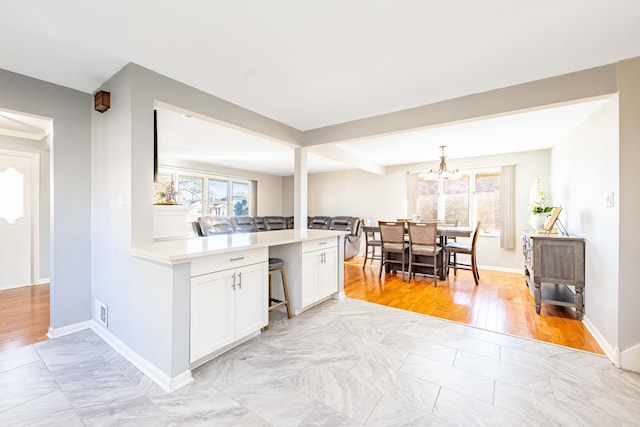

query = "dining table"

[{"left": 368, "top": 224, "right": 472, "bottom": 280}]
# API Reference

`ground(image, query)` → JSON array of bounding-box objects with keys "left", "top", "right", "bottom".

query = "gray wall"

[{"left": 0, "top": 68, "right": 92, "bottom": 329}]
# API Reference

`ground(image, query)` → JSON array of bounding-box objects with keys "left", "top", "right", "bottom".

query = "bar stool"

[{"left": 268, "top": 257, "right": 291, "bottom": 319}]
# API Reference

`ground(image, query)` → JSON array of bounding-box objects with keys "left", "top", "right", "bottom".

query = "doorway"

[
  {"left": 0, "top": 109, "right": 52, "bottom": 350},
  {"left": 0, "top": 150, "right": 39, "bottom": 290}
]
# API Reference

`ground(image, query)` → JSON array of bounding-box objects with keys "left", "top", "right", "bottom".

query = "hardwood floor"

[
  {"left": 0, "top": 284, "right": 49, "bottom": 351},
  {"left": 0, "top": 263, "right": 604, "bottom": 355},
  {"left": 346, "top": 257, "right": 604, "bottom": 354}
]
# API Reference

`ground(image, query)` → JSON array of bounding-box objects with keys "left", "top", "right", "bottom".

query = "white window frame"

[
  {"left": 469, "top": 167, "right": 501, "bottom": 237},
  {"left": 159, "top": 167, "right": 253, "bottom": 217},
  {"left": 419, "top": 166, "right": 501, "bottom": 237}
]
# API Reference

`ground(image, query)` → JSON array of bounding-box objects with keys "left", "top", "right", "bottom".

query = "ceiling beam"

[
  {"left": 310, "top": 145, "right": 385, "bottom": 175},
  {"left": 302, "top": 64, "right": 618, "bottom": 147}
]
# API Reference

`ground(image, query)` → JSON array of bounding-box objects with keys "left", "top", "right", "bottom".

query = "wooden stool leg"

[
  {"left": 267, "top": 267, "right": 291, "bottom": 320},
  {"left": 280, "top": 268, "right": 292, "bottom": 319}
]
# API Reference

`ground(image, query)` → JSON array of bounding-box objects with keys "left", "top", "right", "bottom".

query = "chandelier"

[{"left": 423, "top": 145, "right": 460, "bottom": 180}]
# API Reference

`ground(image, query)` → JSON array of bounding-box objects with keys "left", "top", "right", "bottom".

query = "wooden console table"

[{"left": 522, "top": 231, "right": 585, "bottom": 320}]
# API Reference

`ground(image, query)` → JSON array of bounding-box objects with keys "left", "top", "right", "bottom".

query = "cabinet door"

[
  {"left": 190, "top": 270, "right": 235, "bottom": 363},
  {"left": 320, "top": 247, "right": 338, "bottom": 298},
  {"left": 301, "top": 250, "right": 321, "bottom": 307},
  {"left": 234, "top": 262, "right": 268, "bottom": 340}
]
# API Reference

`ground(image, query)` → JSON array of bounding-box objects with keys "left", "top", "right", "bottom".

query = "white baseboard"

[
  {"left": 37, "top": 277, "right": 50, "bottom": 285},
  {"left": 479, "top": 265, "right": 523, "bottom": 274},
  {"left": 47, "top": 321, "right": 92, "bottom": 339},
  {"left": 46, "top": 319, "right": 193, "bottom": 392},
  {"left": 582, "top": 315, "right": 620, "bottom": 367},
  {"left": 333, "top": 291, "right": 346, "bottom": 300},
  {"left": 90, "top": 320, "right": 193, "bottom": 393},
  {"left": 620, "top": 342, "right": 640, "bottom": 373}
]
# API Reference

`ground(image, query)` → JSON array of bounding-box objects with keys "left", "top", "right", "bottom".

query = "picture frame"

[{"left": 543, "top": 207, "right": 562, "bottom": 232}]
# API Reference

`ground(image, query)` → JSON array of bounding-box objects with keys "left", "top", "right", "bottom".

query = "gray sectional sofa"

[{"left": 193, "top": 215, "right": 362, "bottom": 260}]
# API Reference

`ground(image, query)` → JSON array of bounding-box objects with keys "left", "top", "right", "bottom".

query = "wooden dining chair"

[
  {"left": 362, "top": 226, "right": 382, "bottom": 268},
  {"left": 445, "top": 221, "right": 481, "bottom": 285},
  {"left": 378, "top": 221, "right": 409, "bottom": 281},
  {"left": 407, "top": 222, "right": 442, "bottom": 286},
  {"left": 441, "top": 219, "right": 460, "bottom": 267}
]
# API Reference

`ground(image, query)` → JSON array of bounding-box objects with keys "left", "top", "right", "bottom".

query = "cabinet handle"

[
  {"left": 229, "top": 256, "right": 245, "bottom": 262},
  {"left": 231, "top": 273, "right": 236, "bottom": 289},
  {"left": 237, "top": 272, "right": 242, "bottom": 289},
  {"left": 319, "top": 241, "right": 328, "bottom": 245}
]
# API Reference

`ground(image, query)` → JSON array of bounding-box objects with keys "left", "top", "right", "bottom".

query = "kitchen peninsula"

[{"left": 125, "top": 229, "right": 345, "bottom": 391}]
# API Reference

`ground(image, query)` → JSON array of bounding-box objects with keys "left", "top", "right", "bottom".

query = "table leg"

[
  {"left": 575, "top": 285, "right": 584, "bottom": 320},
  {"left": 534, "top": 282, "right": 542, "bottom": 314}
]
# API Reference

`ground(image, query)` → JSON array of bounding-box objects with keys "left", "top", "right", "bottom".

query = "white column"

[{"left": 294, "top": 147, "right": 308, "bottom": 230}]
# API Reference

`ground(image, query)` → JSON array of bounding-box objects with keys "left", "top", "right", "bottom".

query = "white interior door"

[{"left": 0, "top": 153, "right": 33, "bottom": 290}]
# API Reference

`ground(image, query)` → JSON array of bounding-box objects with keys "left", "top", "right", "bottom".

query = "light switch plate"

[{"left": 605, "top": 192, "right": 614, "bottom": 207}]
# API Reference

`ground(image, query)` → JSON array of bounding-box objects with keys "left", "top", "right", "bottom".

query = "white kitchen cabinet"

[
  {"left": 130, "top": 229, "right": 346, "bottom": 391},
  {"left": 190, "top": 249, "right": 268, "bottom": 364},
  {"left": 190, "top": 270, "right": 235, "bottom": 361},
  {"left": 269, "top": 236, "right": 342, "bottom": 315},
  {"left": 300, "top": 241, "right": 338, "bottom": 309}
]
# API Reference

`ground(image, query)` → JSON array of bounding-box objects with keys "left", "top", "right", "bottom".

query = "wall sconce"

[{"left": 94, "top": 90, "right": 110, "bottom": 113}]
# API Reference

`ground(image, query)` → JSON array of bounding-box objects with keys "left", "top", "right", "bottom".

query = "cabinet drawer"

[
  {"left": 302, "top": 237, "right": 337, "bottom": 253},
  {"left": 191, "top": 247, "right": 268, "bottom": 277}
]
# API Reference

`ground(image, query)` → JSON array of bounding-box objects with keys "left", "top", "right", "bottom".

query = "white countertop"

[{"left": 130, "top": 229, "right": 346, "bottom": 264}]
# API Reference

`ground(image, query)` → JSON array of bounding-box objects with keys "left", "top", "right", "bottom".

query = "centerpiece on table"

[{"left": 528, "top": 179, "right": 554, "bottom": 229}]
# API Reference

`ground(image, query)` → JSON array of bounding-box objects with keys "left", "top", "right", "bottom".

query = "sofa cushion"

[
  {"left": 329, "top": 216, "right": 360, "bottom": 235},
  {"left": 198, "top": 216, "right": 233, "bottom": 235},
  {"left": 254, "top": 216, "right": 268, "bottom": 231},
  {"left": 231, "top": 216, "right": 258, "bottom": 232},
  {"left": 308, "top": 216, "right": 330, "bottom": 229},
  {"left": 264, "top": 216, "right": 286, "bottom": 230}
]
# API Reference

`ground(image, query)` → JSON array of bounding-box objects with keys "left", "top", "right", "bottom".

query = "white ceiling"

[{"left": 1, "top": 1, "right": 637, "bottom": 174}]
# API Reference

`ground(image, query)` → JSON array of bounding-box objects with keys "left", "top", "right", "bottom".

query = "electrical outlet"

[{"left": 95, "top": 299, "right": 108, "bottom": 327}]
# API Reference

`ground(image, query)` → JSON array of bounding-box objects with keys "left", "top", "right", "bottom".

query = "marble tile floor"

[{"left": 1, "top": 298, "right": 640, "bottom": 426}]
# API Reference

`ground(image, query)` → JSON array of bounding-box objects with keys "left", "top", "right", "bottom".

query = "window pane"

[
  {"left": 232, "top": 182, "right": 249, "bottom": 216},
  {"left": 476, "top": 173, "right": 501, "bottom": 232},
  {"left": 177, "top": 176, "right": 203, "bottom": 217},
  {"left": 208, "top": 179, "right": 228, "bottom": 216},
  {"left": 444, "top": 176, "right": 469, "bottom": 227},
  {"left": 416, "top": 179, "right": 438, "bottom": 220}
]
